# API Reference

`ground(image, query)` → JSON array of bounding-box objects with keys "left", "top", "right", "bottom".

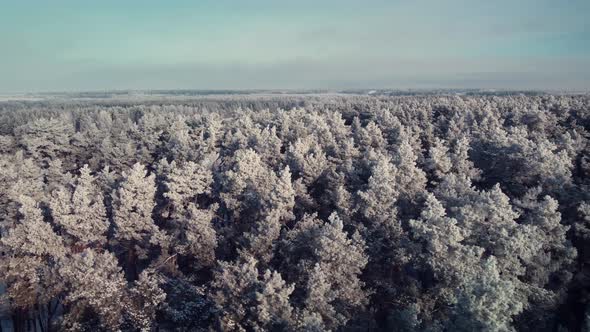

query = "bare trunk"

[
  {"left": 12, "top": 307, "right": 27, "bottom": 332},
  {"left": 126, "top": 245, "right": 138, "bottom": 281}
]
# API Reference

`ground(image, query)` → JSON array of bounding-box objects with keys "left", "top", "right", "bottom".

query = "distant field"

[{"left": 2, "top": 88, "right": 580, "bottom": 103}]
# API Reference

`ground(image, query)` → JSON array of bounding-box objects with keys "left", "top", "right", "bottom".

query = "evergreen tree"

[
  {"left": 0, "top": 195, "right": 66, "bottom": 327},
  {"left": 113, "top": 163, "right": 165, "bottom": 278},
  {"left": 211, "top": 255, "right": 294, "bottom": 331},
  {"left": 50, "top": 164, "right": 109, "bottom": 247},
  {"left": 59, "top": 249, "right": 127, "bottom": 331}
]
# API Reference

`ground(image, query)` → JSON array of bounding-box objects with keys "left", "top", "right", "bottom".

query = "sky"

[{"left": 1, "top": 0, "right": 589, "bottom": 92}]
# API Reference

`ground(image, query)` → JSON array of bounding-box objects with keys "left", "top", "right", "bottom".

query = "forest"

[{"left": 0, "top": 93, "right": 589, "bottom": 331}]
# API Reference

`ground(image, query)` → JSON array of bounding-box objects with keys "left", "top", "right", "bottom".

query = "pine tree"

[
  {"left": 392, "top": 138, "right": 427, "bottom": 214},
  {"left": 255, "top": 270, "right": 295, "bottom": 330},
  {"left": 126, "top": 268, "right": 166, "bottom": 331},
  {"left": 241, "top": 166, "right": 295, "bottom": 262},
  {"left": 514, "top": 189, "right": 576, "bottom": 287},
  {"left": 287, "top": 137, "right": 329, "bottom": 186},
  {"left": 0, "top": 196, "right": 65, "bottom": 313},
  {"left": 211, "top": 255, "right": 294, "bottom": 331},
  {"left": 409, "top": 193, "right": 484, "bottom": 323},
  {"left": 0, "top": 152, "right": 45, "bottom": 232},
  {"left": 113, "top": 163, "right": 165, "bottom": 278},
  {"left": 164, "top": 160, "right": 214, "bottom": 215},
  {"left": 163, "top": 160, "right": 218, "bottom": 267},
  {"left": 15, "top": 116, "right": 74, "bottom": 166},
  {"left": 59, "top": 249, "right": 127, "bottom": 330},
  {"left": 177, "top": 203, "right": 218, "bottom": 267},
  {"left": 576, "top": 202, "right": 590, "bottom": 240},
  {"left": 1, "top": 195, "right": 65, "bottom": 259},
  {"left": 50, "top": 164, "right": 109, "bottom": 247},
  {"left": 449, "top": 258, "right": 524, "bottom": 332},
  {"left": 301, "top": 213, "right": 369, "bottom": 330},
  {"left": 426, "top": 137, "right": 452, "bottom": 181},
  {"left": 357, "top": 153, "right": 400, "bottom": 234}
]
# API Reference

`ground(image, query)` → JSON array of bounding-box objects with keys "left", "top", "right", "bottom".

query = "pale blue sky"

[{"left": 1, "top": 0, "right": 589, "bottom": 92}]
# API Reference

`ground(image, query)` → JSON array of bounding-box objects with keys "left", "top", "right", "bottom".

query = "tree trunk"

[
  {"left": 12, "top": 307, "right": 27, "bottom": 332},
  {"left": 126, "top": 245, "right": 138, "bottom": 281}
]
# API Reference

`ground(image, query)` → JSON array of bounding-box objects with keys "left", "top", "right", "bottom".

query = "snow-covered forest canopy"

[{"left": 1, "top": 93, "right": 590, "bottom": 331}]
